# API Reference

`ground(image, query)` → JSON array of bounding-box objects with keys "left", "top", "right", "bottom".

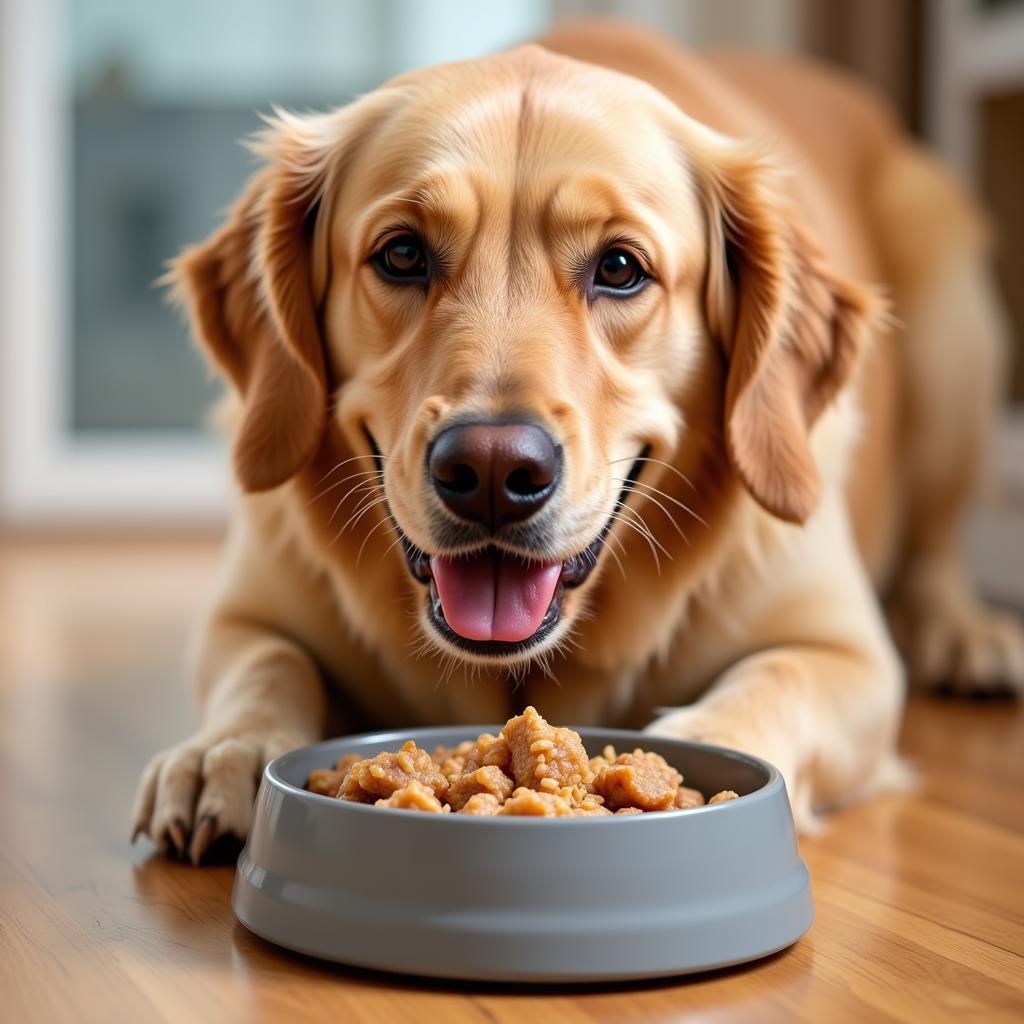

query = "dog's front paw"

[
  {"left": 909, "top": 604, "right": 1024, "bottom": 696},
  {"left": 889, "top": 568, "right": 1024, "bottom": 696},
  {"left": 644, "top": 706, "right": 817, "bottom": 832},
  {"left": 131, "top": 731, "right": 298, "bottom": 865},
  {"left": 644, "top": 705, "right": 762, "bottom": 754}
]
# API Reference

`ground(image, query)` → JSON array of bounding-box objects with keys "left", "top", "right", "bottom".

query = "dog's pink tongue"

[{"left": 430, "top": 551, "right": 561, "bottom": 643}]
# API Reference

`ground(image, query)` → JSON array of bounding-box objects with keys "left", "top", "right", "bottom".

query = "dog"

[{"left": 131, "top": 22, "right": 1023, "bottom": 863}]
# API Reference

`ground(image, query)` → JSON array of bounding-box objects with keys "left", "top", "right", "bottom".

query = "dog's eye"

[
  {"left": 594, "top": 248, "right": 646, "bottom": 293},
  {"left": 373, "top": 234, "right": 429, "bottom": 283}
]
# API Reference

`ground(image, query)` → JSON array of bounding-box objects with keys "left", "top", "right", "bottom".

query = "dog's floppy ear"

[
  {"left": 701, "top": 143, "right": 881, "bottom": 524},
  {"left": 168, "top": 107, "right": 361, "bottom": 492}
]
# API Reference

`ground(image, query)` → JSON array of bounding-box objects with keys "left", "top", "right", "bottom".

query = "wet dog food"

[{"left": 305, "top": 707, "right": 740, "bottom": 815}]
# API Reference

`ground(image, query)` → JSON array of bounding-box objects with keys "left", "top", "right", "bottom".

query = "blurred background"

[{"left": 0, "top": 0, "right": 1022, "bottom": 605}]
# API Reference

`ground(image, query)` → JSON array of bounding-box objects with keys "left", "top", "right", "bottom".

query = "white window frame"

[
  {"left": 0, "top": 0, "right": 231, "bottom": 526},
  {"left": 925, "top": 0, "right": 1024, "bottom": 186}
]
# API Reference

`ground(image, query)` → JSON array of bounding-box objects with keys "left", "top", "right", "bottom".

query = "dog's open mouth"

[
  {"left": 397, "top": 448, "right": 647, "bottom": 658},
  {"left": 402, "top": 537, "right": 604, "bottom": 656}
]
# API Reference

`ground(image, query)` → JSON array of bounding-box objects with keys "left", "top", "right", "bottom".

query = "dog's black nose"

[{"left": 429, "top": 422, "right": 560, "bottom": 529}]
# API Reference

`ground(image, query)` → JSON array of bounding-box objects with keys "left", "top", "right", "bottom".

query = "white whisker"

[
  {"left": 330, "top": 494, "right": 388, "bottom": 548},
  {"left": 308, "top": 468, "right": 381, "bottom": 507},
  {"left": 614, "top": 502, "right": 672, "bottom": 561},
  {"left": 328, "top": 481, "right": 381, "bottom": 525},
  {"left": 608, "top": 454, "right": 696, "bottom": 492},
  {"left": 611, "top": 478, "right": 691, "bottom": 546},
  {"left": 381, "top": 533, "right": 406, "bottom": 562},
  {"left": 348, "top": 497, "right": 392, "bottom": 545},
  {"left": 356, "top": 514, "right": 397, "bottom": 565},
  {"left": 613, "top": 476, "right": 709, "bottom": 531},
  {"left": 336, "top": 492, "right": 389, "bottom": 537},
  {"left": 316, "top": 452, "right": 386, "bottom": 486},
  {"left": 605, "top": 510, "right": 663, "bottom": 573},
  {"left": 602, "top": 531, "right": 628, "bottom": 581}
]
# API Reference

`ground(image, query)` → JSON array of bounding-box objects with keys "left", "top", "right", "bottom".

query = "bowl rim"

[{"left": 263, "top": 725, "right": 786, "bottom": 826}]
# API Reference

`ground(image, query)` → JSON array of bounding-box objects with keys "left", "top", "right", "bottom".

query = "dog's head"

[{"left": 172, "top": 47, "right": 876, "bottom": 668}]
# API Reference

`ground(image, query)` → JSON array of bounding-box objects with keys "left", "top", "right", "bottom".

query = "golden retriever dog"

[{"left": 132, "top": 22, "right": 1023, "bottom": 863}]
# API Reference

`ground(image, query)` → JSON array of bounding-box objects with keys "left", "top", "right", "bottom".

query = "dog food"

[
  {"left": 591, "top": 750, "right": 683, "bottom": 811},
  {"left": 338, "top": 740, "right": 449, "bottom": 803},
  {"left": 375, "top": 779, "right": 448, "bottom": 812},
  {"left": 448, "top": 764, "right": 516, "bottom": 811},
  {"left": 708, "top": 789, "right": 739, "bottom": 805},
  {"left": 305, "top": 707, "right": 741, "bottom": 815},
  {"left": 306, "top": 752, "right": 363, "bottom": 796}
]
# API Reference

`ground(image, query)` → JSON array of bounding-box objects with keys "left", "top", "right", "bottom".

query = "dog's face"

[
  {"left": 174, "top": 47, "right": 874, "bottom": 670},
  {"left": 323, "top": 54, "right": 709, "bottom": 664}
]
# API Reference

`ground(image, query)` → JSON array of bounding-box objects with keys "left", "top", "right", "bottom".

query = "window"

[{"left": 0, "top": 0, "right": 550, "bottom": 523}]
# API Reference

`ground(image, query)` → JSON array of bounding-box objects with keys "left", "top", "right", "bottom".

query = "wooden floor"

[{"left": 2, "top": 536, "right": 1022, "bottom": 1023}]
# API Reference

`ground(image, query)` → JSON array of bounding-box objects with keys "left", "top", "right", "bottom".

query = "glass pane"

[{"left": 64, "top": 0, "right": 550, "bottom": 435}]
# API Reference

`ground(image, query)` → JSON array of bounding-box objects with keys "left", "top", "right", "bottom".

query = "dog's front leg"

[
  {"left": 131, "top": 618, "right": 326, "bottom": 863},
  {"left": 646, "top": 640, "right": 906, "bottom": 833}
]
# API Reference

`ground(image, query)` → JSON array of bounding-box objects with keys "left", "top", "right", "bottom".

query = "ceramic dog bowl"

[{"left": 232, "top": 727, "right": 812, "bottom": 982}]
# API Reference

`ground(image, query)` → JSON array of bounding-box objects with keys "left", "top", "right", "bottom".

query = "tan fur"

[{"left": 132, "top": 21, "right": 1023, "bottom": 858}]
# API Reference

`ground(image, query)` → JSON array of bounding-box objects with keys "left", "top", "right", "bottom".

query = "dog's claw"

[
  {"left": 167, "top": 817, "right": 188, "bottom": 857},
  {"left": 190, "top": 814, "right": 218, "bottom": 865}
]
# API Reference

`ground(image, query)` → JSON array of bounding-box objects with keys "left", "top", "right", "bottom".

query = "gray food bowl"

[{"left": 232, "top": 727, "right": 812, "bottom": 983}]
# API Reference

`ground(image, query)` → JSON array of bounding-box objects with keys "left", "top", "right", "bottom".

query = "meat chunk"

[
  {"left": 334, "top": 752, "right": 363, "bottom": 774},
  {"left": 431, "top": 740, "right": 475, "bottom": 766},
  {"left": 463, "top": 732, "right": 512, "bottom": 774},
  {"left": 457, "top": 793, "right": 503, "bottom": 816},
  {"left": 588, "top": 744, "right": 619, "bottom": 777},
  {"left": 308, "top": 751, "right": 365, "bottom": 797},
  {"left": 502, "top": 706, "right": 591, "bottom": 790},
  {"left": 306, "top": 768, "right": 347, "bottom": 797},
  {"left": 572, "top": 802, "right": 613, "bottom": 817},
  {"left": 340, "top": 740, "right": 449, "bottom": 803},
  {"left": 709, "top": 790, "right": 739, "bottom": 805},
  {"left": 591, "top": 749, "right": 682, "bottom": 811},
  {"left": 447, "top": 764, "right": 515, "bottom": 811},
  {"left": 431, "top": 740, "right": 475, "bottom": 782},
  {"left": 375, "top": 779, "right": 447, "bottom": 813},
  {"left": 673, "top": 786, "right": 706, "bottom": 809},
  {"left": 498, "top": 787, "right": 575, "bottom": 817}
]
